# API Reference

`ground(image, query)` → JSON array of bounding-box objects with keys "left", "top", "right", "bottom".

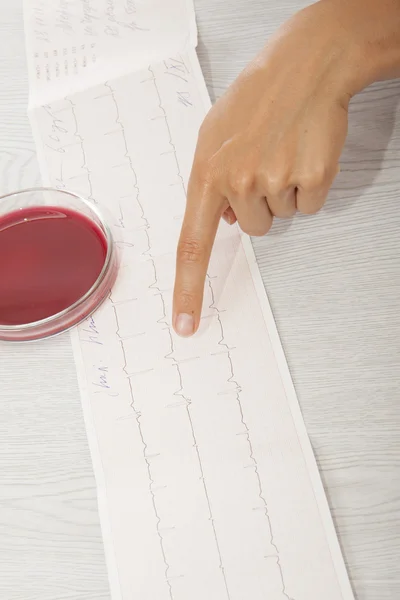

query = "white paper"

[
  {"left": 24, "top": 2, "right": 355, "bottom": 599},
  {"left": 24, "top": 0, "right": 197, "bottom": 106}
]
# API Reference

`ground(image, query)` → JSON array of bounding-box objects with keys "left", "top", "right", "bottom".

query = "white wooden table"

[{"left": 0, "top": 2, "right": 399, "bottom": 599}]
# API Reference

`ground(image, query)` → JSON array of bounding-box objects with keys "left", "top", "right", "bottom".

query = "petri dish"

[{"left": 0, "top": 187, "right": 118, "bottom": 342}]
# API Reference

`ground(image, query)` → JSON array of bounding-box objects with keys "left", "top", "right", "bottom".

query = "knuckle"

[
  {"left": 228, "top": 170, "right": 254, "bottom": 197},
  {"left": 261, "top": 168, "right": 289, "bottom": 196},
  {"left": 177, "top": 237, "right": 205, "bottom": 265},
  {"left": 298, "top": 164, "right": 328, "bottom": 193},
  {"left": 258, "top": 165, "right": 289, "bottom": 196}
]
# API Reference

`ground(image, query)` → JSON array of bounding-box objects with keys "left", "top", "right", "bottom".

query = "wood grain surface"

[{"left": 0, "top": 1, "right": 399, "bottom": 599}]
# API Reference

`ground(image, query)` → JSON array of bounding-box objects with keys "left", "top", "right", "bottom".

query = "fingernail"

[
  {"left": 175, "top": 313, "right": 194, "bottom": 337},
  {"left": 222, "top": 213, "right": 232, "bottom": 224}
]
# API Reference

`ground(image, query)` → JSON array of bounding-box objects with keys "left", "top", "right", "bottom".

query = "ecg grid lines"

[{"left": 32, "top": 50, "right": 350, "bottom": 600}]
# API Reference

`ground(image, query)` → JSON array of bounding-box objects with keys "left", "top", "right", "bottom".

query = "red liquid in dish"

[{"left": 0, "top": 206, "right": 107, "bottom": 326}]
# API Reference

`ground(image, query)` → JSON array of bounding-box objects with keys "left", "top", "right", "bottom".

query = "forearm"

[{"left": 322, "top": 0, "right": 400, "bottom": 91}]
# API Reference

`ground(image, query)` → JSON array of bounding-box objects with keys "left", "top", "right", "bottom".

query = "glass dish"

[{"left": 0, "top": 187, "right": 118, "bottom": 342}]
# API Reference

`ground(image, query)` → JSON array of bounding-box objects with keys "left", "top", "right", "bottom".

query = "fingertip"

[
  {"left": 172, "top": 287, "right": 201, "bottom": 337},
  {"left": 174, "top": 312, "right": 196, "bottom": 337}
]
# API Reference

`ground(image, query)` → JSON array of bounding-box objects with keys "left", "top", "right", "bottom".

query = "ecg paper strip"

[
  {"left": 24, "top": 0, "right": 197, "bottom": 106},
  {"left": 24, "top": 2, "right": 355, "bottom": 599}
]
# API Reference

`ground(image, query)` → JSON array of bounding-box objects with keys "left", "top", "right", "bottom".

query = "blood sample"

[{"left": 0, "top": 206, "right": 107, "bottom": 326}]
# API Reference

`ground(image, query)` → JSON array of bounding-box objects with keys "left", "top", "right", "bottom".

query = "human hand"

[{"left": 173, "top": 0, "right": 400, "bottom": 337}]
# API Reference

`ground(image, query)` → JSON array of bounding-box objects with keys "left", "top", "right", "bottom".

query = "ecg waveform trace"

[{"left": 31, "top": 48, "right": 352, "bottom": 600}]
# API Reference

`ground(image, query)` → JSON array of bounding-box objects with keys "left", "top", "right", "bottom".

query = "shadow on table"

[{"left": 326, "top": 78, "right": 400, "bottom": 216}]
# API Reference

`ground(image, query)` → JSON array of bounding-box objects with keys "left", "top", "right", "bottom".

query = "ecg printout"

[
  {"left": 24, "top": 2, "right": 355, "bottom": 599},
  {"left": 24, "top": 0, "right": 197, "bottom": 106}
]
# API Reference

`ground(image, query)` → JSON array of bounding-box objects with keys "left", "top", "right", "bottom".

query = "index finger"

[{"left": 173, "top": 175, "right": 225, "bottom": 337}]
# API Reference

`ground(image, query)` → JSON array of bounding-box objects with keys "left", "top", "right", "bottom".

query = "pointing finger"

[{"left": 173, "top": 175, "right": 226, "bottom": 337}]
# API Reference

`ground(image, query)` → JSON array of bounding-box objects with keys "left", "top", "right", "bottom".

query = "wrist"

[{"left": 319, "top": 0, "right": 400, "bottom": 93}]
